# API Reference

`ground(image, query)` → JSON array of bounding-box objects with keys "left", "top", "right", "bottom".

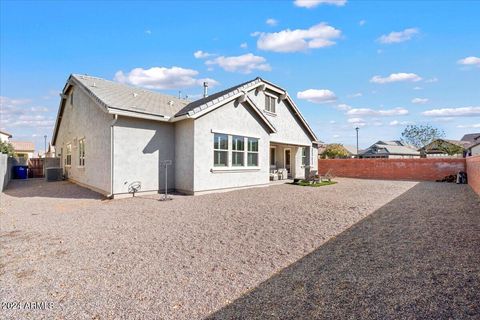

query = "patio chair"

[{"left": 306, "top": 170, "right": 320, "bottom": 183}]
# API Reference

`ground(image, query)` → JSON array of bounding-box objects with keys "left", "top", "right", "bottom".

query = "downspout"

[{"left": 107, "top": 114, "right": 118, "bottom": 198}]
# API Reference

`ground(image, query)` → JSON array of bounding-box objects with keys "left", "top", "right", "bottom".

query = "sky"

[{"left": 1, "top": 0, "right": 480, "bottom": 153}]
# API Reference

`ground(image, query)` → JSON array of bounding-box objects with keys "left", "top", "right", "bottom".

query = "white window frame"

[
  {"left": 66, "top": 143, "right": 72, "bottom": 166},
  {"left": 78, "top": 138, "right": 85, "bottom": 167},
  {"left": 213, "top": 133, "right": 228, "bottom": 167},
  {"left": 247, "top": 138, "right": 259, "bottom": 167},
  {"left": 232, "top": 135, "right": 245, "bottom": 167},
  {"left": 265, "top": 93, "right": 276, "bottom": 113}
]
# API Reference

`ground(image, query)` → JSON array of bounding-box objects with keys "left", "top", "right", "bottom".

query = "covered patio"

[{"left": 269, "top": 142, "right": 310, "bottom": 181}]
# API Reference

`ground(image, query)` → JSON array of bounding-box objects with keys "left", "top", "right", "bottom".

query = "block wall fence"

[{"left": 318, "top": 158, "right": 480, "bottom": 196}]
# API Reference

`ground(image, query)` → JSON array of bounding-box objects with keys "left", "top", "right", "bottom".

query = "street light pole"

[
  {"left": 355, "top": 127, "right": 359, "bottom": 158},
  {"left": 44, "top": 135, "right": 47, "bottom": 157}
]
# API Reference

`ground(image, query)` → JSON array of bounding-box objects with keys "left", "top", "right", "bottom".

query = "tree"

[
  {"left": 401, "top": 125, "right": 445, "bottom": 149},
  {"left": 0, "top": 140, "right": 15, "bottom": 156},
  {"left": 322, "top": 144, "right": 350, "bottom": 159}
]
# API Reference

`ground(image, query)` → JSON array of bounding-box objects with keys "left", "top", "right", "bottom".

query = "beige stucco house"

[
  {"left": 52, "top": 74, "right": 320, "bottom": 197},
  {"left": 0, "top": 130, "right": 12, "bottom": 143},
  {"left": 10, "top": 141, "right": 35, "bottom": 160}
]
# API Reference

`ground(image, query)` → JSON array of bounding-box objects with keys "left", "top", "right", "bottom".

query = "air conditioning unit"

[{"left": 45, "top": 167, "right": 63, "bottom": 181}]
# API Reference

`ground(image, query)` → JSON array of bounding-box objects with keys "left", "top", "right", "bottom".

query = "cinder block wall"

[
  {"left": 466, "top": 155, "right": 480, "bottom": 196},
  {"left": 318, "top": 158, "right": 466, "bottom": 181}
]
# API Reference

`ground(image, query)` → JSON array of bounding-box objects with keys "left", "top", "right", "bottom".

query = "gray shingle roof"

[
  {"left": 175, "top": 78, "right": 262, "bottom": 117},
  {"left": 460, "top": 133, "right": 480, "bottom": 143},
  {"left": 72, "top": 74, "right": 189, "bottom": 118}
]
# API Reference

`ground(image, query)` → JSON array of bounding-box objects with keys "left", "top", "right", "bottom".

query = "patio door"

[{"left": 284, "top": 148, "right": 291, "bottom": 174}]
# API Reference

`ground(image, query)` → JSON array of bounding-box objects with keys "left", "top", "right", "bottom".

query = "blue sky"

[{"left": 1, "top": 0, "right": 479, "bottom": 153}]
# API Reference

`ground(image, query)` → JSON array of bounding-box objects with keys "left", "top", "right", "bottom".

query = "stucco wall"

[
  {"left": 54, "top": 86, "right": 112, "bottom": 194},
  {"left": 174, "top": 119, "right": 194, "bottom": 193},
  {"left": 193, "top": 99, "right": 271, "bottom": 192},
  {"left": 113, "top": 117, "right": 175, "bottom": 194}
]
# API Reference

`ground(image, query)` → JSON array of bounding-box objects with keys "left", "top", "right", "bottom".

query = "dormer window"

[{"left": 265, "top": 94, "right": 276, "bottom": 113}]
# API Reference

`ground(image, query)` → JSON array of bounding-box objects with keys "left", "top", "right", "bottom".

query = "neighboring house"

[
  {"left": 467, "top": 141, "right": 480, "bottom": 156},
  {"left": 420, "top": 139, "right": 470, "bottom": 158},
  {"left": 0, "top": 130, "right": 12, "bottom": 142},
  {"left": 10, "top": 141, "right": 35, "bottom": 160},
  {"left": 460, "top": 133, "right": 480, "bottom": 145},
  {"left": 52, "top": 74, "right": 320, "bottom": 197},
  {"left": 319, "top": 144, "right": 359, "bottom": 158},
  {"left": 342, "top": 145, "right": 361, "bottom": 158},
  {"left": 361, "top": 140, "right": 420, "bottom": 158},
  {"left": 462, "top": 133, "right": 480, "bottom": 156}
]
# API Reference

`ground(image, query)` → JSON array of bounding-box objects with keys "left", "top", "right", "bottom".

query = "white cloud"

[
  {"left": 336, "top": 103, "right": 351, "bottom": 111},
  {"left": 389, "top": 120, "right": 414, "bottom": 126},
  {"left": 333, "top": 134, "right": 340, "bottom": 138},
  {"left": 457, "top": 56, "right": 480, "bottom": 66},
  {"left": 411, "top": 98, "right": 429, "bottom": 104},
  {"left": 425, "top": 77, "right": 438, "bottom": 83},
  {"left": 0, "top": 96, "right": 31, "bottom": 106},
  {"left": 457, "top": 123, "right": 480, "bottom": 128},
  {"left": 370, "top": 73, "right": 422, "bottom": 84},
  {"left": 253, "top": 22, "right": 341, "bottom": 53},
  {"left": 205, "top": 53, "right": 271, "bottom": 74},
  {"left": 347, "top": 92, "right": 362, "bottom": 98},
  {"left": 193, "top": 50, "right": 215, "bottom": 59},
  {"left": 114, "top": 66, "right": 218, "bottom": 90},
  {"left": 0, "top": 96, "right": 55, "bottom": 129},
  {"left": 266, "top": 18, "right": 278, "bottom": 26},
  {"left": 346, "top": 107, "right": 409, "bottom": 116},
  {"left": 413, "top": 86, "right": 423, "bottom": 90},
  {"left": 422, "top": 107, "right": 480, "bottom": 117},
  {"left": 294, "top": 0, "right": 347, "bottom": 8},
  {"left": 359, "top": 20, "right": 366, "bottom": 26},
  {"left": 297, "top": 89, "right": 337, "bottom": 103},
  {"left": 145, "top": 30, "right": 152, "bottom": 35},
  {"left": 347, "top": 117, "right": 366, "bottom": 127},
  {"left": 378, "top": 28, "right": 419, "bottom": 44},
  {"left": 240, "top": 42, "right": 248, "bottom": 49},
  {"left": 329, "top": 120, "right": 336, "bottom": 124}
]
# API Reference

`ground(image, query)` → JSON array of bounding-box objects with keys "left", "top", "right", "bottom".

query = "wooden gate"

[{"left": 28, "top": 158, "right": 44, "bottom": 178}]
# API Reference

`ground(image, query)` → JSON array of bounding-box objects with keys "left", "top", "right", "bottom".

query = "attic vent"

[
  {"left": 133, "top": 93, "right": 138, "bottom": 97},
  {"left": 168, "top": 100, "right": 174, "bottom": 106},
  {"left": 92, "top": 82, "right": 96, "bottom": 87}
]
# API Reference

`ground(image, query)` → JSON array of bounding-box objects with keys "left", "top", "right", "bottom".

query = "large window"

[
  {"left": 265, "top": 95, "right": 276, "bottom": 113},
  {"left": 214, "top": 133, "right": 228, "bottom": 166},
  {"left": 232, "top": 136, "right": 244, "bottom": 166},
  {"left": 302, "top": 147, "right": 307, "bottom": 166},
  {"left": 66, "top": 143, "right": 72, "bottom": 166},
  {"left": 78, "top": 138, "right": 85, "bottom": 167},
  {"left": 247, "top": 138, "right": 259, "bottom": 166}
]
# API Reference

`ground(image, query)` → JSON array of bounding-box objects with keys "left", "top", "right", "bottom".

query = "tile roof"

[
  {"left": 71, "top": 74, "right": 189, "bottom": 118},
  {"left": 11, "top": 141, "right": 35, "bottom": 151}
]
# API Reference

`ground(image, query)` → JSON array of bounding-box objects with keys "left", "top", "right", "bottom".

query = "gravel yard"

[{"left": 1, "top": 178, "right": 479, "bottom": 319}]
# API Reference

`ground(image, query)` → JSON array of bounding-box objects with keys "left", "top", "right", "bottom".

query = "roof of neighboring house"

[
  {"left": 0, "top": 130, "right": 12, "bottom": 138},
  {"left": 10, "top": 141, "right": 35, "bottom": 152},
  {"left": 342, "top": 145, "right": 359, "bottom": 155},
  {"left": 460, "top": 133, "right": 480, "bottom": 143},
  {"left": 71, "top": 74, "right": 189, "bottom": 118},
  {"left": 362, "top": 143, "right": 420, "bottom": 156}
]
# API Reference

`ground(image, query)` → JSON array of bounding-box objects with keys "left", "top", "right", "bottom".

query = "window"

[
  {"left": 270, "top": 147, "right": 276, "bottom": 166},
  {"left": 265, "top": 95, "right": 276, "bottom": 113},
  {"left": 302, "top": 147, "right": 307, "bottom": 166},
  {"left": 247, "top": 138, "right": 259, "bottom": 166},
  {"left": 78, "top": 138, "right": 85, "bottom": 167},
  {"left": 232, "top": 136, "right": 244, "bottom": 166},
  {"left": 213, "top": 133, "right": 228, "bottom": 166},
  {"left": 66, "top": 143, "right": 72, "bottom": 166}
]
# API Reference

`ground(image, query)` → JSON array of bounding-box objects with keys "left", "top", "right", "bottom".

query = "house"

[
  {"left": 0, "top": 130, "right": 12, "bottom": 142},
  {"left": 463, "top": 133, "right": 480, "bottom": 156},
  {"left": 342, "top": 145, "right": 361, "bottom": 158},
  {"left": 420, "top": 139, "right": 470, "bottom": 158},
  {"left": 467, "top": 141, "right": 480, "bottom": 156},
  {"left": 10, "top": 141, "right": 35, "bottom": 160},
  {"left": 52, "top": 74, "right": 320, "bottom": 197},
  {"left": 319, "top": 144, "right": 359, "bottom": 159},
  {"left": 460, "top": 133, "right": 480, "bottom": 145},
  {"left": 361, "top": 140, "right": 420, "bottom": 158}
]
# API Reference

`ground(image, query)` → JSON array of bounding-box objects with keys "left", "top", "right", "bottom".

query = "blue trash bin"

[{"left": 13, "top": 166, "right": 28, "bottom": 179}]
